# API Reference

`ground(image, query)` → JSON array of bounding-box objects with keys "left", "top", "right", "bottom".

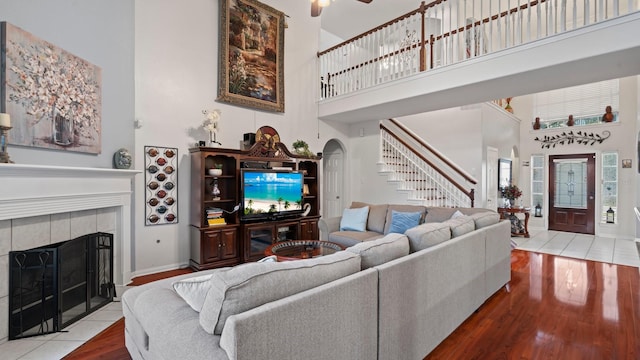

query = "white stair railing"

[{"left": 379, "top": 120, "right": 476, "bottom": 207}]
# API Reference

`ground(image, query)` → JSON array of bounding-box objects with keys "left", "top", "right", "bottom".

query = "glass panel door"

[
  {"left": 553, "top": 159, "right": 587, "bottom": 209},
  {"left": 548, "top": 154, "right": 595, "bottom": 235}
]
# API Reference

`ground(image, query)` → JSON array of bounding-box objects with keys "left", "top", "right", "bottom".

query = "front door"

[{"left": 548, "top": 154, "right": 595, "bottom": 234}]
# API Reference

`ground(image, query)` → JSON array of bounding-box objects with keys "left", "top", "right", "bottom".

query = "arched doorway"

[{"left": 322, "top": 139, "right": 346, "bottom": 218}]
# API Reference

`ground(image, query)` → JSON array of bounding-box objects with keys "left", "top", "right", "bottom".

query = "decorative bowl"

[{"left": 208, "top": 168, "right": 223, "bottom": 176}]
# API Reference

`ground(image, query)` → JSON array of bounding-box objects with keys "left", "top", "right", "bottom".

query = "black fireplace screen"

[{"left": 8, "top": 232, "right": 114, "bottom": 340}]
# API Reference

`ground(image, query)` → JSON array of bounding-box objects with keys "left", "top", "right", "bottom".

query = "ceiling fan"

[{"left": 311, "top": 0, "right": 373, "bottom": 17}]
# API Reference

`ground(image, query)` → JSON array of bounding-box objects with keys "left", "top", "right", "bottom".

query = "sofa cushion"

[
  {"left": 388, "top": 210, "right": 422, "bottom": 234},
  {"left": 442, "top": 216, "right": 476, "bottom": 238},
  {"left": 329, "top": 231, "right": 384, "bottom": 248},
  {"left": 383, "top": 205, "right": 427, "bottom": 234},
  {"left": 340, "top": 206, "right": 369, "bottom": 231},
  {"left": 459, "top": 207, "right": 497, "bottom": 217},
  {"left": 346, "top": 233, "right": 409, "bottom": 269},
  {"left": 404, "top": 222, "right": 452, "bottom": 252},
  {"left": 468, "top": 211, "right": 500, "bottom": 229},
  {"left": 172, "top": 269, "right": 231, "bottom": 312},
  {"left": 351, "top": 202, "right": 388, "bottom": 234},
  {"left": 199, "top": 251, "right": 361, "bottom": 335},
  {"left": 424, "top": 207, "right": 457, "bottom": 223}
]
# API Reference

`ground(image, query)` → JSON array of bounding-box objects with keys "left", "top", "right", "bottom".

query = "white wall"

[
  {"left": 344, "top": 104, "right": 519, "bottom": 208},
  {"left": 133, "top": 0, "right": 323, "bottom": 275}
]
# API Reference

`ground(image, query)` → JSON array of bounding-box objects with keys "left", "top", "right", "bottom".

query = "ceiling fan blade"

[
  {"left": 358, "top": 0, "right": 373, "bottom": 3},
  {"left": 311, "top": 0, "right": 322, "bottom": 17}
]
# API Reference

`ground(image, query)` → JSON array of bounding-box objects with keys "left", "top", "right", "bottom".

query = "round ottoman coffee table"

[{"left": 264, "top": 240, "right": 345, "bottom": 261}]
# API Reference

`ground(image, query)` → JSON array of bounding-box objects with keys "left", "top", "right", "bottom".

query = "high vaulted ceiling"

[{"left": 320, "top": 0, "right": 419, "bottom": 41}]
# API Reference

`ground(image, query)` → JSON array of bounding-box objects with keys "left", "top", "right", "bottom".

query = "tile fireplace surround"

[{"left": 0, "top": 164, "right": 139, "bottom": 344}]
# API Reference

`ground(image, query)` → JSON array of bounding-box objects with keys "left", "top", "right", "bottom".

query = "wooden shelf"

[{"left": 189, "top": 143, "right": 321, "bottom": 270}]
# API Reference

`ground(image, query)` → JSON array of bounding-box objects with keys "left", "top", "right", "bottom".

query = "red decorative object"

[
  {"left": 602, "top": 106, "right": 614, "bottom": 122},
  {"left": 145, "top": 145, "right": 178, "bottom": 225},
  {"left": 567, "top": 115, "right": 574, "bottom": 126},
  {"left": 501, "top": 184, "right": 522, "bottom": 201},
  {"left": 533, "top": 117, "right": 541, "bottom": 130}
]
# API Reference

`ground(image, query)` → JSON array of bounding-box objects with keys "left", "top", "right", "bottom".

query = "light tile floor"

[
  {"left": 513, "top": 229, "right": 640, "bottom": 268},
  {"left": 0, "top": 288, "right": 129, "bottom": 360}
]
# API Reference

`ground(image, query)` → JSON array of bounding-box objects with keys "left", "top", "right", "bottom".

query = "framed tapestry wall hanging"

[
  {"left": 218, "top": 0, "right": 285, "bottom": 113},
  {"left": 1, "top": 22, "right": 102, "bottom": 154}
]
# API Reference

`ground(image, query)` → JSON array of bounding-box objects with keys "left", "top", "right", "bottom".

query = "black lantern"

[
  {"left": 534, "top": 203, "right": 542, "bottom": 217},
  {"left": 606, "top": 207, "right": 615, "bottom": 223}
]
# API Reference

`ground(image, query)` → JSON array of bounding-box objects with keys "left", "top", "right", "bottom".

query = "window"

[
  {"left": 531, "top": 155, "right": 545, "bottom": 211},
  {"left": 533, "top": 79, "right": 619, "bottom": 128},
  {"left": 601, "top": 152, "right": 618, "bottom": 223}
]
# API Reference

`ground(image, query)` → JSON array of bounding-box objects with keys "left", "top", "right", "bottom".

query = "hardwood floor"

[
  {"left": 426, "top": 250, "right": 640, "bottom": 359},
  {"left": 62, "top": 252, "right": 640, "bottom": 359}
]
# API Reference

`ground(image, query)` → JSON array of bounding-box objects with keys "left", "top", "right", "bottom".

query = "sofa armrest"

[{"left": 318, "top": 216, "right": 342, "bottom": 240}]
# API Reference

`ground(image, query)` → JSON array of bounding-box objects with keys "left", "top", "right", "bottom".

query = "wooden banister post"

[
  {"left": 470, "top": 189, "right": 475, "bottom": 207},
  {"left": 429, "top": 34, "right": 435, "bottom": 69},
  {"left": 419, "top": 1, "right": 426, "bottom": 72}
]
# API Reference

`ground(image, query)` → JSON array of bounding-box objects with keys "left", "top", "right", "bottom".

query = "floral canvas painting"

[
  {"left": 218, "top": 0, "right": 284, "bottom": 113},
  {"left": 1, "top": 22, "right": 102, "bottom": 154}
]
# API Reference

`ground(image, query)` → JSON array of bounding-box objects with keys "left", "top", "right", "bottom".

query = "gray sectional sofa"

[
  {"left": 319, "top": 202, "right": 498, "bottom": 247},
  {"left": 123, "top": 203, "right": 511, "bottom": 360}
]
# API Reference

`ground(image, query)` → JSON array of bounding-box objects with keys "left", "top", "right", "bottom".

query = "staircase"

[{"left": 378, "top": 119, "right": 476, "bottom": 207}]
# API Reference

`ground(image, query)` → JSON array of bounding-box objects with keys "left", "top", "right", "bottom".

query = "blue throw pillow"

[
  {"left": 388, "top": 210, "right": 422, "bottom": 234},
  {"left": 340, "top": 206, "right": 370, "bottom": 232}
]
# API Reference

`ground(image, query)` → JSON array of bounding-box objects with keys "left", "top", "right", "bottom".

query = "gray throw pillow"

[{"left": 172, "top": 268, "right": 232, "bottom": 312}]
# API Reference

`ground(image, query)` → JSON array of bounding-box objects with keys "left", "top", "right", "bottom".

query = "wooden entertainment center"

[{"left": 189, "top": 139, "right": 321, "bottom": 270}]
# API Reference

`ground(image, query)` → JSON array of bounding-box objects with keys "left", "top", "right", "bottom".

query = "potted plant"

[
  {"left": 501, "top": 184, "right": 522, "bottom": 208},
  {"left": 292, "top": 140, "right": 312, "bottom": 156}
]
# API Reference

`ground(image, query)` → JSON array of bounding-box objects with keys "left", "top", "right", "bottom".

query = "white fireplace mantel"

[{"left": 0, "top": 163, "right": 140, "bottom": 284}]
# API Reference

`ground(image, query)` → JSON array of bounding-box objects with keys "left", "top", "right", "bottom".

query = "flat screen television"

[{"left": 241, "top": 169, "right": 304, "bottom": 220}]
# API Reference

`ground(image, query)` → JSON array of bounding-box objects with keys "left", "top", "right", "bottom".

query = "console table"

[{"left": 498, "top": 207, "right": 530, "bottom": 238}]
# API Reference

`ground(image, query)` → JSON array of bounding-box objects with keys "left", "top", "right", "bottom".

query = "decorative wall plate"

[
  {"left": 255, "top": 126, "right": 280, "bottom": 152},
  {"left": 145, "top": 145, "right": 178, "bottom": 225}
]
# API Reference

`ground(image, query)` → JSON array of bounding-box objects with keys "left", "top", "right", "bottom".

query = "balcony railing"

[{"left": 318, "top": 0, "right": 639, "bottom": 100}]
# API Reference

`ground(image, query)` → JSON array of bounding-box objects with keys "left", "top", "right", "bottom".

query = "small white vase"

[{"left": 208, "top": 168, "right": 223, "bottom": 176}]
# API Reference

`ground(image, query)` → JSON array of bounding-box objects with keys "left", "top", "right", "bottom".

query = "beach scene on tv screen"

[{"left": 243, "top": 172, "right": 303, "bottom": 215}]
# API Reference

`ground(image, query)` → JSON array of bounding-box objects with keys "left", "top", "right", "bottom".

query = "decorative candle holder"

[{"left": 0, "top": 126, "right": 14, "bottom": 163}]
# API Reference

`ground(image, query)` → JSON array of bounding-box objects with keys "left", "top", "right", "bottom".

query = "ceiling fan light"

[{"left": 318, "top": 0, "right": 331, "bottom": 7}]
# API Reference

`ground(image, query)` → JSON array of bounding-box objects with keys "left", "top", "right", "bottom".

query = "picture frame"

[
  {"left": 498, "top": 158, "right": 512, "bottom": 192},
  {"left": 218, "top": 0, "right": 285, "bottom": 113},
  {"left": 1, "top": 22, "right": 102, "bottom": 154},
  {"left": 622, "top": 159, "right": 632, "bottom": 168}
]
